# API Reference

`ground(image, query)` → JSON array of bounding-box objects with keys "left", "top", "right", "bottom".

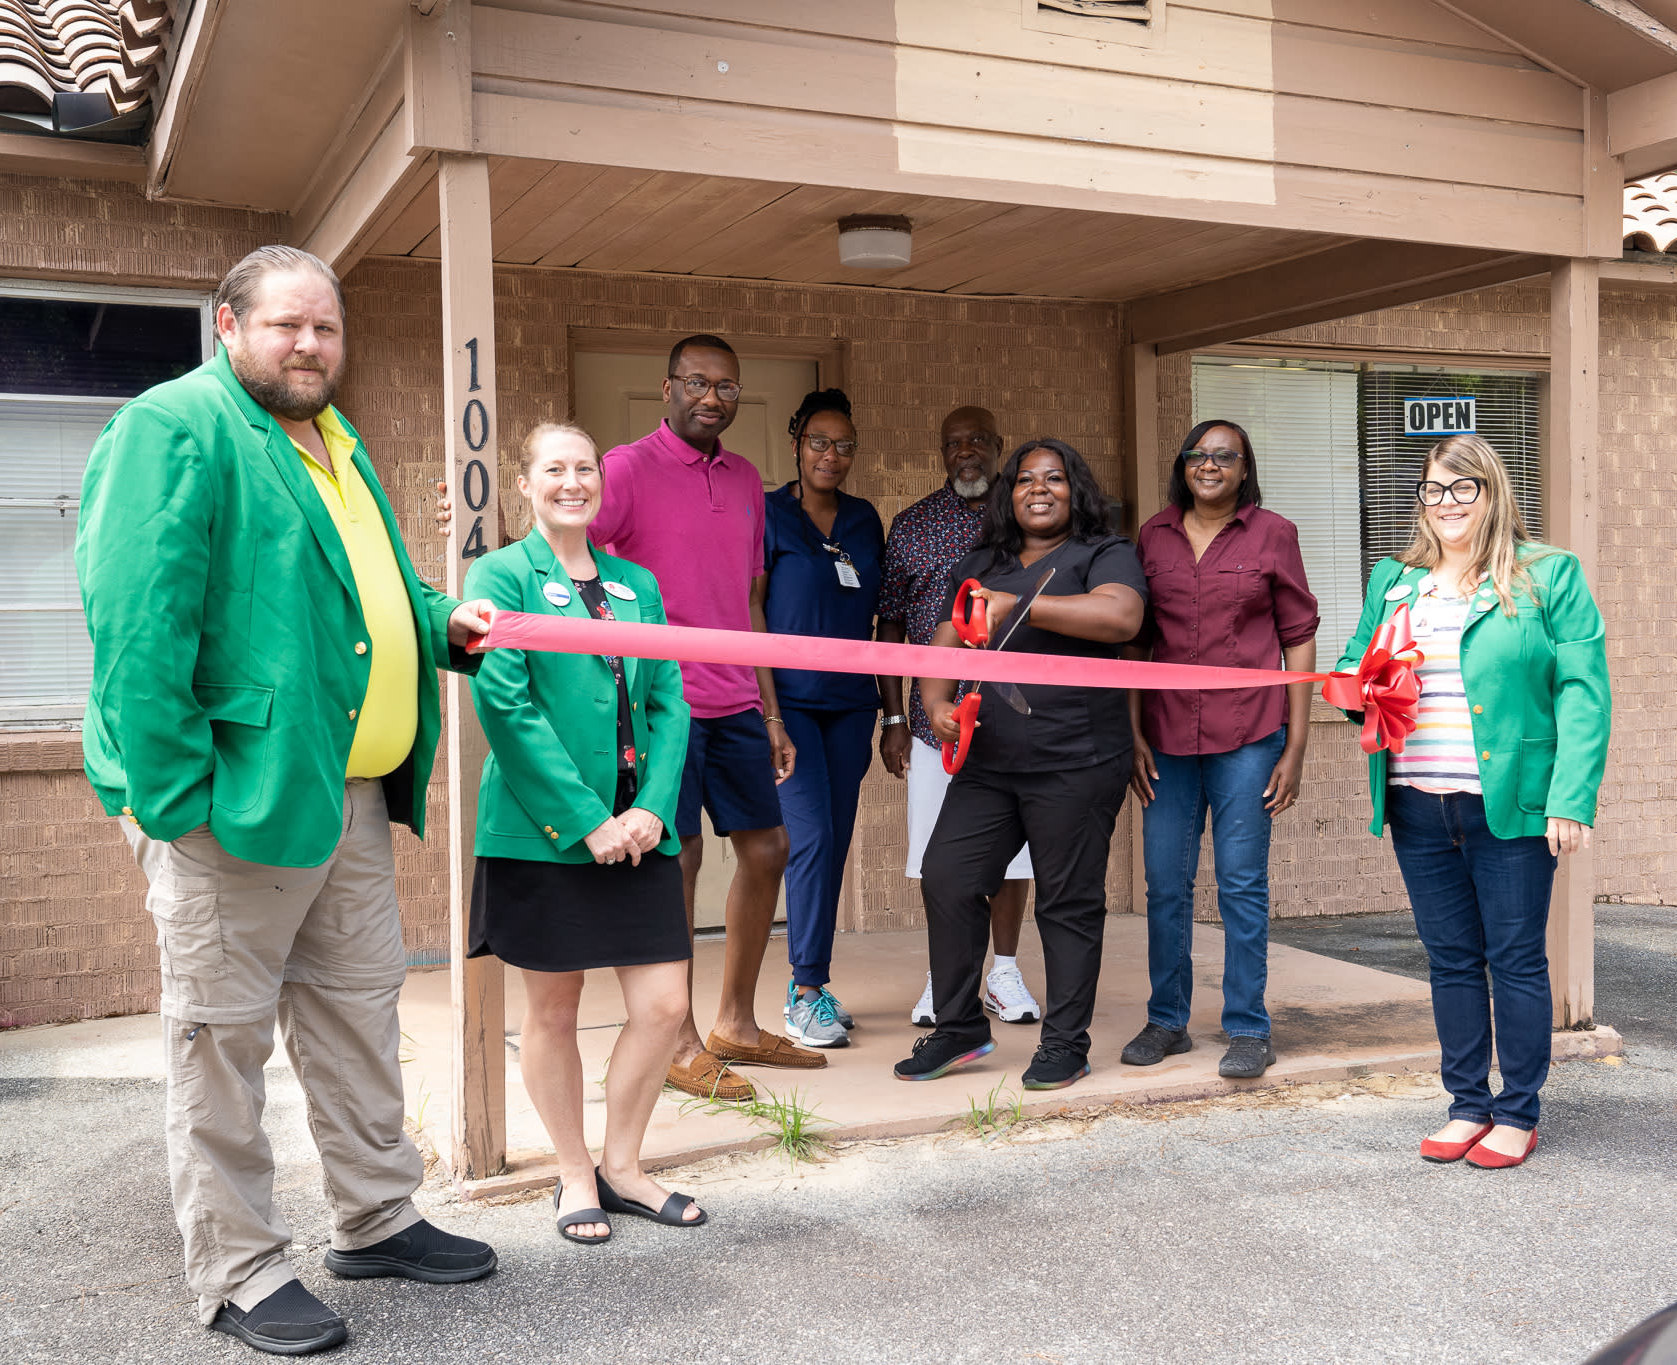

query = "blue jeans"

[
  {"left": 777, "top": 706, "right": 876, "bottom": 989},
  {"left": 1142, "top": 727, "right": 1286, "bottom": 1040},
  {"left": 1385, "top": 784, "right": 1557, "bottom": 1131}
]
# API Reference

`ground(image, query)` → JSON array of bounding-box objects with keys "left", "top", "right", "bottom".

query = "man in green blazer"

[{"left": 76, "top": 246, "right": 497, "bottom": 1356}]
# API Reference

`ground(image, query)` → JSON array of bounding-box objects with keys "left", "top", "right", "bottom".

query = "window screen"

[
  {"left": 1359, "top": 366, "right": 1544, "bottom": 579},
  {"left": 1191, "top": 356, "right": 1363, "bottom": 664},
  {"left": 1, "top": 291, "right": 208, "bottom": 725}
]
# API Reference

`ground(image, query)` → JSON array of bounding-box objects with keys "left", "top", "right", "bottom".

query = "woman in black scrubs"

[{"left": 894, "top": 438, "right": 1147, "bottom": 1090}]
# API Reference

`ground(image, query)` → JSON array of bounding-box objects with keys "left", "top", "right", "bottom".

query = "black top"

[
  {"left": 574, "top": 577, "right": 638, "bottom": 786},
  {"left": 940, "top": 534, "right": 1148, "bottom": 773}
]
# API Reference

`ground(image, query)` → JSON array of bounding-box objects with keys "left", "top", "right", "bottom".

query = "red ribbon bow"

[{"left": 1322, "top": 603, "right": 1425, "bottom": 756}]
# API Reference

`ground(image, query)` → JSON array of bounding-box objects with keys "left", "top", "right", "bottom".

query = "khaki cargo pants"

[{"left": 123, "top": 779, "right": 423, "bottom": 1324}]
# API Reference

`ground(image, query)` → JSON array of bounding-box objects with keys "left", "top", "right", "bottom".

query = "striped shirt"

[{"left": 1390, "top": 574, "right": 1481, "bottom": 795}]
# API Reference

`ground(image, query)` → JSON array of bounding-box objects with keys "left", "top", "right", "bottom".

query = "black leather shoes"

[
  {"left": 322, "top": 1218, "right": 497, "bottom": 1284},
  {"left": 209, "top": 1280, "right": 347, "bottom": 1356},
  {"left": 1120, "top": 1022, "right": 1192, "bottom": 1066}
]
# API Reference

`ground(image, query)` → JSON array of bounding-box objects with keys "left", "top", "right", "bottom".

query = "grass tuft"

[
  {"left": 961, "top": 1077, "right": 1026, "bottom": 1142},
  {"left": 680, "top": 1083, "right": 835, "bottom": 1165}
]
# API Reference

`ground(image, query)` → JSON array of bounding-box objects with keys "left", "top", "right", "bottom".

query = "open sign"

[{"left": 1404, "top": 396, "right": 1476, "bottom": 436}]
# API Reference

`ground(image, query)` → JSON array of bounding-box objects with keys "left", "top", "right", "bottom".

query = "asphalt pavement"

[{"left": 3, "top": 905, "right": 1674, "bottom": 1365}]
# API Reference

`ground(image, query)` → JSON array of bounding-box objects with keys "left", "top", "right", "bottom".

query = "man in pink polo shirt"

[{"left": 590, "top": 333, "right": 825, "bottom": 1098}]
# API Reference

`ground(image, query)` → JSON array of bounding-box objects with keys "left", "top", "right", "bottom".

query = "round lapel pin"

[
  {"left": 542, "top": 582, "right": 573, "bottom": 608},
  {"left": 603, "top": 581, "right": 636, "bottom": 601}
]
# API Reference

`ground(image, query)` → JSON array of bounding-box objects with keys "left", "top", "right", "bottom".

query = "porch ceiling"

[{"left": 367, "top": 158, "right": 1358, "bottom": 302}]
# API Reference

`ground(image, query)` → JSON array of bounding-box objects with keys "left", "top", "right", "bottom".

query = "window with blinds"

[
  {"left": 1191, "top": 355, "right": 1545, "bottom": 672},
  {"left": 1191, "top": 356, "right": 1363, "bottom": 664},
  {"left": 1359, "top": 365, "right": 1543, "bottom": 579},
  {"left": 1, "top": 286, "right": 209, "bottom": 726}
]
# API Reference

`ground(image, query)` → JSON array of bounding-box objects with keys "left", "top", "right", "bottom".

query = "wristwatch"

[{"left": 880, "top": 714, "right": 908, "bottom": 730}]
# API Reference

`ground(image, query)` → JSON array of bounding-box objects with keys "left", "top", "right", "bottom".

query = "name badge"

[
  {"left": 542, "top": 582, "right": 572, "bottom": 608},
  {"left": 1384, "top": 583, "right": 1414, "bottom": 601},
  {"left": 604, "top": 581, "right": 636, "bottom": 601},
  {"left": 834, "top": 560, "right": 861, "bottom": 590}
]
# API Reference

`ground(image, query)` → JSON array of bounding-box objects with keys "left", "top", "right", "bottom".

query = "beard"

[
  {"left": 952, "top": 474, "right": 990, "bottom": 500},
  {"left": 229, "top": 350, "right": 342, "bottom": 422}
]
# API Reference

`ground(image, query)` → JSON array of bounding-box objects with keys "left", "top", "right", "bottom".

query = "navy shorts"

[{"left": 676, "top": 709, "right": 785, "bottom": 838}]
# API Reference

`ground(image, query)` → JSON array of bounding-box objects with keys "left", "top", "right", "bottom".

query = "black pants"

[{"left": 922, "top": 758, "right": 1129, "bottom": 1057}]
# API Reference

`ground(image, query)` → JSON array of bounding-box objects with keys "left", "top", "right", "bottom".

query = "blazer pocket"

[
  {"left": 192, "top": 683, "right": 275, "bottom": 815},
  {"left": 1516, "top": 737, "right": 1557, "bottom": 814}
]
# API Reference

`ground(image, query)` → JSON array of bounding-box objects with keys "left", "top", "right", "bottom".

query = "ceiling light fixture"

[{"left": 837, "top": 214, "right": 913, "bottom": 269}]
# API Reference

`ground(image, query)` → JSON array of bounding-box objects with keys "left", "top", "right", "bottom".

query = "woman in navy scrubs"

[{"left": 763, "top": 388, "right": 887, "bottom": 1049}]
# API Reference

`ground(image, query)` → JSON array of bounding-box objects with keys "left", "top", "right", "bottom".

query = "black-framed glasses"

[
  {"left": 1416, "top": 477, "right": 1484, "bottom": 506},
  {"left": 1183, "top": 449, "right": 1243, "bottom": 470},
  {"left": 802, "top": 435, "right": 857, "bottom": 457},
  {"left": 669, "top": 374, "right": 742, "bottom": 402}
]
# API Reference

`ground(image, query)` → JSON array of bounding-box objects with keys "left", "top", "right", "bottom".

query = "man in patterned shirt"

[{"left": 876, "top": 406, "right": 1039, "bottom": 1027}]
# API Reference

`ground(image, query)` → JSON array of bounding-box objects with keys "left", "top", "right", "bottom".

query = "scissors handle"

[
  {"left": 940, "top": 691, "right": 982, "bottom": 774},
  {"left": 951, "top": 579, "right": 989, "bottom": 648}
]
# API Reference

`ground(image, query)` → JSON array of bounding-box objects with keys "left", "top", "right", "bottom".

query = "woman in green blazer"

[
  {"left": 1337, "top": 435, "right": 1610, "bottom": 1170},
  {"left": 465, "top": 423, "right": 703, "bottom": 1242}
]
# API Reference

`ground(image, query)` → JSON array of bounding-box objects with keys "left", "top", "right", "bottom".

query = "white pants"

[{"left": 904, "top": 737, "right": 1032, "bottom": 881}]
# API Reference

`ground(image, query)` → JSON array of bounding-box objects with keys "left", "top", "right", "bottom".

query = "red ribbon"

[
  {"left": 468, "top": 611, "right": 1325, "bottom": 693},
  {"left": 1320, "top": 604, "right": 1425, "bottom": 755}
]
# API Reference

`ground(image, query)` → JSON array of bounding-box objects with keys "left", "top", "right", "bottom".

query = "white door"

[{"left": 573, "top": 349, "right": 818, "bottom": 929}]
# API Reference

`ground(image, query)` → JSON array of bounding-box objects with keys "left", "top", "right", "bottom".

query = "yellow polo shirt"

[{"left": 290, "top": 410, "right": 420, "bottom": 778}]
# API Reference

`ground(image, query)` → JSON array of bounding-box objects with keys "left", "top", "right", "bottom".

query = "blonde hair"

[
  {"left": 521, "top": 421, "right": 596, "bottom": 470},
  {"left": 1399, "top": 434, "right": 1547, "bottom": 615}
]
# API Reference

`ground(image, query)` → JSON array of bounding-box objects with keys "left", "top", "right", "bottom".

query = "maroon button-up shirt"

[{"left": 1135, "top": 503, "right": 1319, "bottom": 756}]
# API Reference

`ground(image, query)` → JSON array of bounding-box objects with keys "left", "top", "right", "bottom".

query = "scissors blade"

[{"left": 972, "top": 566, "right": 1054, "bottom": 716}]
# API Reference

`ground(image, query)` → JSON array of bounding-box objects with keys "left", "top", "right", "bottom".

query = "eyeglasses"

[
  {"left": 669, "top": 374, "right": 742, "bottom": 402},
  {"left": 802, "top": 435, "right": 857, "bottom": 457},
  {"left": 1183, "top": 449, "right": 1243, "bottom": 469},
  {"left": 1416, "top": 477, "right": 1485, "bottom": 506}
]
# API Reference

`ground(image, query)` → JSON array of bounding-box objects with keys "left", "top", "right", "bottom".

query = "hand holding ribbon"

[{"left": 1321, "top": 604, "right": 1425, "bottom": 755}]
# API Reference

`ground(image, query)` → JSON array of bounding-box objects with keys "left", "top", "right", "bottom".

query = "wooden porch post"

[
  {"left": 439, "top": 151, "right": 507, "bottom": 1177},
  {"left": 1122, "top": 341, "right": 1160, "bottom": 916},
  {"left": 1545, "top": 257, "right": 1599, "bottom": 1029}
]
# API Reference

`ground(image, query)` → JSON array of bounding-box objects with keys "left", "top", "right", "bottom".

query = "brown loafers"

[
  {"left": 665, "top": 1049, "right": 756, "bottom": 1101},
  {"left": 706, "top": 1029, "right": 828, "bottom": 1070}
]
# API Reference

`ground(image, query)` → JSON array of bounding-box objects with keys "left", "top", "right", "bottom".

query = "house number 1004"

[{"left": 460, "top": 336, "right": 490, "bottom": 559}]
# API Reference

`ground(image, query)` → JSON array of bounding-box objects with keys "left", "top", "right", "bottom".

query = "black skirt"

[{"left": 468, "top": 851, "right": 690, "bottom": 974}]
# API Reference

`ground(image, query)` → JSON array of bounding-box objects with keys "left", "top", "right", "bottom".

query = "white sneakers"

[
  {"left": 983, "top": 961, "right": 1041, "bottom": 1024},
  {"left": 910, "top": 964, "right": 1042, "bottom": 1026}
]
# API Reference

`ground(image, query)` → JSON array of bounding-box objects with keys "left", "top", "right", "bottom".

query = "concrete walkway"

[
  {"left": 2, "top": 906, "right": 1672, "bottom": 1364},
  {"left": 395, "top": 918, "right": 1451, "bottom": 1192}
]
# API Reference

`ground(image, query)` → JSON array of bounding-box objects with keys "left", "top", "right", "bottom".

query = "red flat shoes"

[
  {"left": 1465, "top": 1129, "right": 1538, "bottom": 1169},
  {"left": 1419, "top": 1122, "right": 1494, "bottom": 1163}
]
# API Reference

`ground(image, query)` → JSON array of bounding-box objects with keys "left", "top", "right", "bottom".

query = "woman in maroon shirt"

[{"left": 1120, "top": 419, "right": 1319, "bottom": 1079}]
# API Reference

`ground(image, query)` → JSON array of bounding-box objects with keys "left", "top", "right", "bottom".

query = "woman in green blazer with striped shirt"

[
  {"left": 464, "top": 423, "right": 703, "bottom": 1242},
  {"left": 1338, "top": 434, "right": 1610, "bottom": 1170}
]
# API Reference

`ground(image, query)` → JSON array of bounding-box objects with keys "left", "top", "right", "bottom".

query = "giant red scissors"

[{"left": 942, "top": 566, "right": 1055, "bottom": 774}]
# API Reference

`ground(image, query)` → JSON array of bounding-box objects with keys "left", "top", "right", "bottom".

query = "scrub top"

[
  {"left": 762, "top": 483, "right": 886, "bottom": 712},
  {"left": 940, "top": 534, "right": 1148, "bottom": 773}
]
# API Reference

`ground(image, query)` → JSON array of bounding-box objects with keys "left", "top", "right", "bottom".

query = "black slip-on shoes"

[{"left": 209, "top": 1280, "right": 347, "bottom": 1357}]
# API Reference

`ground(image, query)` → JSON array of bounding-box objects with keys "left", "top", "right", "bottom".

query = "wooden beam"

[
  {"left": 439, "top": 152, "right": 506, "bottom": 1181},
  {"left": 406, "top": 0, "right": 472, "bottom": 153},
  {"left": 144, "top": 0, "right": 224, "bottom": 196},
  {"left": 1601, "top": 255, "right": 1677, "bottom": 287},
  {"left": 1121, "top": 339, "right": 1159, "bottom": 918},
  {"left": 1128, "top": 243, "right": 1544, "bottom": 355},
  {"left": 470, "top": 91, "right": 1590, "bottom": 258},
  {"left": 1608, "top": 66, "right": 1677, "bottom": 177},
  {"left": 290, "top": 106, "right": 432, "bottom": 276},
  {"left": 0, "top": 132, "right": 143, "bottom": 182},
  {"left": 1545, "top": 256, "right": 1599, "bottom": 1031}
]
